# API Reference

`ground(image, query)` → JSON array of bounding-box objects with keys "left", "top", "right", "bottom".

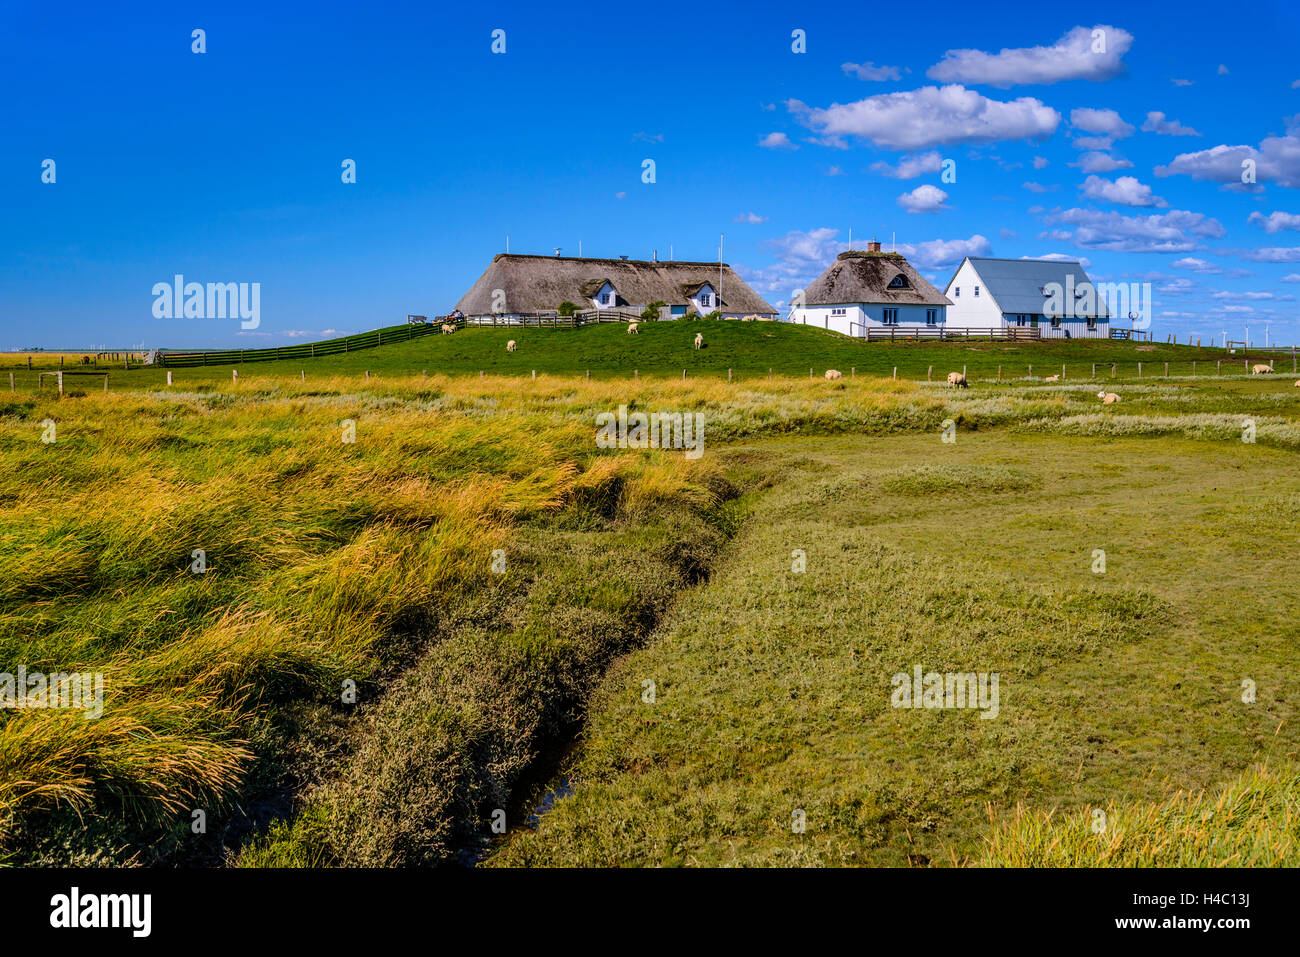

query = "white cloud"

[
  {"left": 869, "top": 150, "right": 944, "bottom": 178},
  {"left": 1071, "top": 151, "right": 1134, "bottom": 173},
  {"left": 1001, "top": 227, "right": 1018, "bottom": 239},
  {"left": 1247, "top": 211, "right": 1300, "bottom": 233},
  {"left": 787, "top": 84, "right": 1059, "bottom": 151},
  {"left": 746, "top": 228, "right": 844, "bottom": 296},
  {"left": 1212, "top": 290, "right": 1273, "bottom": 300},
  {"left": 826, "top": 165, "right": 845, "bottom": 176},
  {"left": 1141, "top": 111, "right": 1201, "bottom": 137},
  {"left": 1237, "top": 247, "right": 1300, "bottom": 263},
  {"left": 897, "top": 184, "right": 950, "bottom": 213},
  {"left": 734, "top": 212, "right": 768, "bottom": 224},
  {"left": 1293, "top": 80, "right": 1300, "bottom": 90},
  {"left": 1172, "top": 78, "right": 1195, "bottom": 87},
  {"left": 842, "top": 61, "right": 902, "bottom": 81},
  {"left": 759, "top": 132, "right": 798, "bottom": 150},
  {"left": 926, "top": 25, "right": 1133, "bottom": 88},
  {"left": 1217, "top": 64, "right": 1230, "bottom": 75},
  {"left": 1080, "top": 175, "right": 1168, "bottom": 207},
  {"left": 1071, "top": 135, "right": 1115, "bottom": 151},
  {"left": 1033, "top": 156, "right": 1050, "bottom": 169},
  {"left": 894, "top": 234, "right": 993, "bottom": 268},
  {"left": 1022, "top": 181, "right": 1057, "bottom": 193},
  {"left": 1038, "top": 207, "right": 1226, "bottom": 253},
  {"left": 1070, "top": 108, "right": 1135, "bottom": 138},
  {"left": 1171, "top": 257, "right": 1222, "bottom": 274},
  {"left": 1282, "top": 273, "right": 1300, "bottom": 282},
  {"left": 1155, "top": 125, "right": 1300, "bottom": 189}
]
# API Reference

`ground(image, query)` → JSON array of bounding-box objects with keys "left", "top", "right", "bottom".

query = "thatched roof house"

[
  {"left": 454, "top": 254, "right": 778, "bottom": 319},
  {"left": 791, "top": 243, "right": 952, "bottom": 336},
  {"left": 802, "top": 250, "right": 951, "bottom": 308}
]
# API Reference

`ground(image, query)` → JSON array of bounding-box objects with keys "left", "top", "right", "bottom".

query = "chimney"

[{"left": 868, "top": 238, "right": 882, "bottom": 253}]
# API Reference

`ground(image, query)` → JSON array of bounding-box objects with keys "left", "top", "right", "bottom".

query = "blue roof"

[{"left": 960, "top": 258, "right": 1110, "bottom": 319}]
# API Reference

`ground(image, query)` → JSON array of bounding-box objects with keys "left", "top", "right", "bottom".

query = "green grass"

[
  {"left": 491, "top": 429, "right": 1300, "bottom": 867},
  {"left": 4, "top": 321, "right": 1295, "bottom": 391}
]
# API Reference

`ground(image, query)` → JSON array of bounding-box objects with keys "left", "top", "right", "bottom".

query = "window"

[
  {"left": 1086, "top": 317, "right": 1097, "bottom": 330},
  {"left": 974, "top": 285, "right": 980, "bottom": 297},
  {"left": 882, "top": 308, "right": 899, "bottom": 325},
  {"left": 831, "top": 307, "right": 847, "bottom": 317},
  {"left": 888, "top": 274, "right": 909, "bottom": 289},
  {"left": 700, "top": 292, "right": 712, "bottom": 307},
  {"left": 1014, "top": 314, "right": 1027, "bottom": 327},
  {"left": 600, "top": 292, "right": 611, "bottom": 306},
  {"left": 925, "top": 309, "right": 937, "bottom": 325},
  {"left": 1050, "top": 316, "right": 1061, "bottom": 328},
  {"left": 954, "top": 287, "right": 960, "bottom": 297}
]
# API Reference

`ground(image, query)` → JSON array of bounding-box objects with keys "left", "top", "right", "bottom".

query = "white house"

[
  {"left": 789, "top": 243, "right": 950, "bottom": 336},
  {"left": 943, "top": 257, "right": 1111, "bottom": 339}
]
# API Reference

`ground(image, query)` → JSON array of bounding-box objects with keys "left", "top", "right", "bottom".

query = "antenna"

[
  {"left": 849, "top": 226, "right": 852, "bottom": 251},
  {"left": 579, "top": 240, "right": 582, "bottom": 258},
  {"left": 892, "top": 231, "right": 896, "bottom": 252},
  {"left": 554, "top": 247, "right": 562, "bottom": 257},
  {"left": 506, "top": 235, "right": 509, "bottom": 254}
]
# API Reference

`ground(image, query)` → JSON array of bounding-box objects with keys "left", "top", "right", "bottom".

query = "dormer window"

[
  {"left": 600, "top": 291, "right": 611, "bottom": 306},
  {"left": 700, "top": 292, "right": 712, "bottom": 307},
  {"left": 887, "top": 274, "right": 909, "bottom": 289}
]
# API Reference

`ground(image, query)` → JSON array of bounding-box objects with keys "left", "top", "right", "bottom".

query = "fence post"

[
  {"left": 810, "top": 367, "right": 813, "bottom": 379},
  {"left": 167, "top": 370, "right": 173, "bottom": 386},
  {"left": 1217, "top": 360, "right": 1222, "bottom": 375},
  {"left": 7, "top": 372, "right": 12, "bottom": 392},
  {"left": 635, "top": 369, "right": 638, "bottom": 379},
  {"left": 531, "top": 370, "right": 536, "bottom": 380},
  {"left": 1111, "top": 364, "right": 1116, "bottom": 379},
  {"left": 1092, "top": 363, "right": 1096, "bottom": 378},
  {"left": 927, "top": 365, "right": 932, "bottom": 382},
  {"left": 365, "top": 370, "right": 370, "bottom": 380},
  {"left": 683, "top": 369, "right": 686, "bottom": 380},
  {"left": 1138, "top": 362, "right": 1142, "bottom": 378},
  {"left": 728, "top": 368, "right": 732, "bottom": 382},
  {"left": 963, "top": 365, "right": 967, "bottom": 380},
  {"left": 1164, "top": 362, "right": 1169, "bottom": 377},
  {"left": 1193, "top": 361, "right": 1196, "bottom": 376},
  {"left": 586, "top": 370, "right": 590, "bottom": 381},
  {"left": 1062, "top": 363, "right": 1066, "bottom": 380},
  {"left": 851, "top": 367, "right": 855, "bottom": 378},
  {"left": 1028, "top": 364, "right": 1032, "bottom": 378},
  {"left": 997, "top": 365, "right": 1001, "bottom": 381},
  {"left": 57, "top": 371, "right": 63, "bottom": 395},
  {"left": 893, "top": 367, "right": 897, "bottom": 380},
  {"left": 103, "top": 375, "right": 109, "bottom": 393}
]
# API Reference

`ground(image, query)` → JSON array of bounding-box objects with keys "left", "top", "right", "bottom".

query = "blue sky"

[{"left": 4, "top": 0, "right": 1300, "bottom": 348}]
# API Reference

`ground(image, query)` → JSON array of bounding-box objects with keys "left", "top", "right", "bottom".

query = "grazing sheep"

[
  {"left": 1098, "top": 391, "right": 1121, "bottom": 404},
  {"left": 1252, "top": 364, "right": 1273, "bottom": 374},
  {"left": 824, "top": 369, "right": 842, "bottom": 380},
  {"left": 694, "top": 333, "right": 703, "bottom": 350},
  {"left": 506, "top": 340, "right": 516, "bottom": 352},
  {"left": 441, "top": 323, "right": 455, "bottom": 334},
  {"left": 627, "top": 322, "right": 639, "bottom": 335},
  {"left": 1044, "top": 374, "right": 1060, "bottom": 382},
  {"left": 946, "top": 372, "right": 968, "bottom": 389},
  {"left": 741, "top": 314, "right": 758, "bottom": 322},
  {"left": 1295, "top": 380, "right": 1300, "bottom": 388}
]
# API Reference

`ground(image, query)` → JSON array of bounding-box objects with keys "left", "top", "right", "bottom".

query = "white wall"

[
  {"left": 943, "top": 261, "right": 1004, "bottom": 330},
  {"left": 589, "top": 281, "right": 616, "bottom": 309},
  {"left": 791, "top": 302, "right": 946, "bottom": 337}
]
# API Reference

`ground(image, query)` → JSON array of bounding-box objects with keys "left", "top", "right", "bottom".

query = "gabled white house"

[
  {"left": 944, "top": 258, "right": 1110, "bottom": 339},
  {"left": 789, "top": 242, "right": 951, "bottom": 336}
]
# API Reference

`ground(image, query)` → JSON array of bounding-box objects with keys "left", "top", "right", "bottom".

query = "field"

[{"left": 1, "top": 323, "right": 1297, "bottom": 866}]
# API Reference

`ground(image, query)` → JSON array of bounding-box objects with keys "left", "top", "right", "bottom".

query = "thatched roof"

[
  {"left": 454, "top": 254, "right": 778, "bottom": 315},
  {"left": 802, "top": 251, "right": 951, "bottom": 307}
]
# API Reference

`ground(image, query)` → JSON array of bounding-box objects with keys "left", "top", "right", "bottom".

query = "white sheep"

[
  {"left": 946, "top": 372, "right": 968, "bottom": 389},
  {"left": 1295, "top": 380, "right": 1300, "bottom": 388},
  {"left": 441, "top": 323, "right": 455, "bottom": 334},
  {"left": 1252, "top": 364, "right": 1273, "bottom": 374},
  {"left": 694, "top": 333, "right": 703, "bottom": 350},
  {"left": 627, "top": 322, "right": 639, "bottom": 335},
  {"left": 1098, "top": 391, "right": 1121, "bottom": 404},
  {"left": 741, "top": 314, "right": 758, "bottom": 322},
  {"left": 825, "top": 369, "right": 842, "bottom": 380},
  {"left": 1044, "top": 374, "right": 1060, "bottom": 382},
  {"left": 506, "top": 340, "right": 516, "bottom": 352}
]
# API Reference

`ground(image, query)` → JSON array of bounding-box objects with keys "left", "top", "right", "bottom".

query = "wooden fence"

[{"left": 854, "top": 325, "right": 1042, "bottom": 342}]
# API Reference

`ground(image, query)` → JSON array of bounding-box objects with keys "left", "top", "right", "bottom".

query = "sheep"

[
  {"left": 1098, "top": 391, "right": 1121, "bottom": 404},
  {"left": 1295, "top": 380, "right": 1300, "bottom": 388},
  {"left": 627, "top": 322, "right": 639, "bottom": 335},
  {"left": 1043, "top": 374, "right": 1060, "bottom": 382},
  {"left": 741, "top": 314, "right": 758, "bottom": 322},
  {"left": 824, "top": 369, "right": 842, "bottom": 380},
  {"left": 694, "top": 333, "right": 704, "bottom": 350},
  {"left": 1251, "top": 364, "right": 1273, "bottom": 374},
  {"left": 441, "top": 323, "right": 455, "bottom": 334},
  {"left": 946, "top": 372, "right": 968, "bottom": 389},
  {"left": 506, "top": 340, "right": 516, "bottom": 352}
]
